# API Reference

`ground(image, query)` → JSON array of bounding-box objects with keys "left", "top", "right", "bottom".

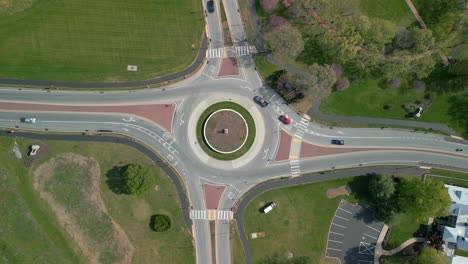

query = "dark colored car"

[
  {"left": 207, "top": 0, "right": 215, "bottom": 13},
  {"left": 279, "top": 115, "right": 291, "bottom": 125},
  {"left": 331, "top": 139, "right": 345, "bottom": 145},
  {"left": 254, "top": 96, "right": 269, "bottom": 107}
]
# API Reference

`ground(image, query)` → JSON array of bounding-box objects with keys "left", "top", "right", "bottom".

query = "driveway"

[{"left": 326, "top": 200, "right": 384, "bottom": 264}]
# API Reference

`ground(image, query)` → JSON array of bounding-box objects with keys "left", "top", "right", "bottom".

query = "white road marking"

[
  {"left": 335, "top": 215, "right": 349, "bottom": 221},
  {"left": 262, "top": 148, "right": 269, "bottom": 159},
  {"left": 327, "top": 248, "right": 342, "bottom": 252},
  {"left": 338, "top": 207, "right": 353, "bottom": 214},
  {"left": 122, "top": 116, "right": 136, "bottom": 122},
  {"left": 366, "top": 225, "right": 381, "bottom": 233},
  {"left": 363, "top": 233, "right": 378, "bottom": 240},
  {"left": 235, "top": 46, "right": 250, "bottom": 56},
  {"left": 121, "top": 128, "right": 129, "bottom": 132},
  {"left": 207, "top": 48, "right": 224, "bottom": 58},
  {"left": 330, "top": 231, "right": 344, "bottom": 236},
  {"left": 179, "top": 113, "right": 185, "bottom": 126},
  {"left": 328, "top": 240, "right": 343, "bottom": 244},
  {"left": 332, "top": 223, "right": 347, "bottom": 228}
]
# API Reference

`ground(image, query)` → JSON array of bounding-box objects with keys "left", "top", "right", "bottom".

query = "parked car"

[
  {"left": 29, "top": 145, "right": 40, "bottom": 156},
  {"left": 262, "top": 202, "right": 276, "bottom": 214},
  {"left": 331, "top": 139, "right": 345, "bottom": 145},
  {"left": 207, "top": 0, "right": 215, "bottom": 13},
  {"left": 279, "top": 115, "right": 291, "bottom": 125},
  {"left": 24, "top": 117, "right": 36, "bottom": 123},
  {"left": 254, "top": 96, "right": 269, "bottom": 107}
]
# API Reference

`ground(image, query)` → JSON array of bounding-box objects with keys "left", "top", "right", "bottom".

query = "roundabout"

[{"left": 196, "top": 101, "right": 256, "bottom": 160}]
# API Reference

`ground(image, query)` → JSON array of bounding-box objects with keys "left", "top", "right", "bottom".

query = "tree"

[
  {"left": 397, "top": 177, "right": 451, "bottom": 221},
  {"left": 149, "top": 214, "right": 171, "bottom": 232},
  {"left": 290, "top": 63, "right": 336, "bottom": 98},
  {"left": 415, "top": 247, "right": 449, "bottom": 264},
  {"left": 285, "top": 0, "right": 326, "bottom": 25},
  {"left": 448, "top": 93, "right": 468, "bottom": 139},
  {"left": 122, "top": 164, "right": 156, "bottom": 195},
  {"left": 264, "top": 24, "right": 304, "bottom": 59},
  {"left": 369, "top": 174, "right": 395, "bottom": 202}
]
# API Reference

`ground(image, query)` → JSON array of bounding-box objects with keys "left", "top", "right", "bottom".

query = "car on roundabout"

[
  {"left": 279, "top": 115, "right": 291, "bottom": 125},
  {"left": 254, "top": 96, "right": 269, "bottom": 107}
]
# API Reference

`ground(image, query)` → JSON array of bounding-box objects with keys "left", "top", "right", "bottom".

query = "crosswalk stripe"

[
  {"left": 207, "top": 48, "right": 224, "bottom": 58},
  {"left": 235, "top": 46, "right": 250, "bottom": 56},
  {"left": 190, "top": 209, "right": 232, "bottom": 220}
]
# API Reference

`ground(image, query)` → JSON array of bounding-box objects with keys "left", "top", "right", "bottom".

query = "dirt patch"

[
  {"left": 326, "top": 185, "right": 351, "bottom": 199},
  {"left": 204, "top": 110, "right": 247, "bottom": 152},
  {"left": 33, "top": 153, "right": 134, "bottom": 263}
]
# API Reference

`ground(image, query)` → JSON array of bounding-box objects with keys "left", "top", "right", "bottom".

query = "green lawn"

[
  {"left": 0, "top": 0, "right": 203, "bottom": 82},
  {"left": 242, "top": 177, "right": 358, "bottom": 263},
  {"left": 254, "top": 55, "right": 281, "bottom": 80},
  {"left": 231, "top": 222, "right": 246, "bottom": 264},
  {"left": 320, "top": 78, "right": 465, "bottom": 135},
  {"left": 359, "top": 0, "right": 415, "bottom": 27},
  {"left": 0, "top": 136, "right": 194, "bottom": 263},
  {"left": 427, "top": 169, "right": 468, "bottom": 188}
]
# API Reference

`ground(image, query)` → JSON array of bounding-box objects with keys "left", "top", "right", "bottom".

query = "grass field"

[
  {"left": 359, "top": 0, "right": 415, "bottom": 27},
  {"left": 241, "top": 177, "right": 358, "bottom": 263},
  {"left": 0, "top": 0, "right": 203, "bottom": 82},
  {"left": 320, "top": 78, "right": 465, "bottom": 135},
  {"left": 0, "top": 136, "right": 194, "bottom": 263}
]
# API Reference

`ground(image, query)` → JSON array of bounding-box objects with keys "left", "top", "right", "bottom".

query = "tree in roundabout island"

[
  {"left": 196, "top": 101, "right": 256, "bottom": 160},
  {"left": 122, "top": 164, "right": 156, "bottom": 195},
  {"left": 149, "top": 214, "right": 171, "bottom": 232}
]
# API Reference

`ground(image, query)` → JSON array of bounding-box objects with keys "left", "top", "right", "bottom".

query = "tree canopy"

[
  {"left": 265, "top": 24, "right": 304, "bottom": 59},
  {"left": 369, "top": 174, "right": 395, "bottom": 202},
  {"left": 122, "top": 164, "right": 156, "bottom": 195},
  {"left": 415, "top": 247, "right": 449, "bottom": 264},
  {"left": 397, "top": 177, "right": 451, "bottom": 221}
]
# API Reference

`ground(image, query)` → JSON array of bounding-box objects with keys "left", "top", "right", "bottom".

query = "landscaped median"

[{"left": 196, "top": 101, "right": 256, "bottom": 160}]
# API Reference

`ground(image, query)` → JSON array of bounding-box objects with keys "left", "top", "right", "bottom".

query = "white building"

[{"left": 442, "top": 184, "right": 468, "bottom": 263}]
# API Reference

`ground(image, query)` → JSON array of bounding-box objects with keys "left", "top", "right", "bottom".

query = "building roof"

[
  {"left": 443, "top": 185, "right": 468, "bottom": 255},
  {"left": 446, "top": 185, "right": 468, "bottom": 206},
  {"left": 451, "top": 255, "right": 468, "bottom": 264}
]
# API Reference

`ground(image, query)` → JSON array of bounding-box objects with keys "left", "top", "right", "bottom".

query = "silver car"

[{"left": 24, "top": 118, "right": 36, "bottom": 123}]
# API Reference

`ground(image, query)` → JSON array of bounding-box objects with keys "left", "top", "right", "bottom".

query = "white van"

[{"left": 262, "top": 202, "right": 276, "bottom": 214}]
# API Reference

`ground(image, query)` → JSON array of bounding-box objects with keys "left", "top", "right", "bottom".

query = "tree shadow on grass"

[
  {"left": 348, "top": 174, "right": 374, "bottom": 205},
  {"left": 105, "top": 166, "right": 128, "bottom": 195}
]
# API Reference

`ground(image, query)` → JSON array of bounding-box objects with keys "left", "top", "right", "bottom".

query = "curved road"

[{"left": 0, "top": 1, "right": 468, "bottom": 264}]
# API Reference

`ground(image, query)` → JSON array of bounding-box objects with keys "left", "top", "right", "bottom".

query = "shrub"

[
  {"left": 260, "top": 0, "right": 279, "bottom": 12},
  {"left": 150, "top": 214, "right": 171, "bottom": 232},
  {"left": 122, "top": 164, "right": 156, "bottom": 195}
]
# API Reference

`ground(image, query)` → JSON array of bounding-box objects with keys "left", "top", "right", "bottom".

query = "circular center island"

[
  {"left": 196, "top": 101, "right": 256, "bottom": 160},
  {"left": 204, "top": 109, "right": 248, "bottom": 154}
]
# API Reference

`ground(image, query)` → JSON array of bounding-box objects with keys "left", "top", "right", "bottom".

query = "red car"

[{"left": 279, "top": 115, "right": 291, "bottom": 125}]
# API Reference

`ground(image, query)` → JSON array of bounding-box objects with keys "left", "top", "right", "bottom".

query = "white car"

[
  {"left": 262, "top": 202, "right": 276, "bottom": 214},
  {"left": 24, "top": 118, "right": 37, "bottom": 123},
  {"left": 29, "top": 145, "right": 40, "bottom": 156}
]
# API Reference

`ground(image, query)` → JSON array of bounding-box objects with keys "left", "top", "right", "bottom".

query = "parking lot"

[{"left": 326, "top": 200, "right": 384, "bottom": 263}]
